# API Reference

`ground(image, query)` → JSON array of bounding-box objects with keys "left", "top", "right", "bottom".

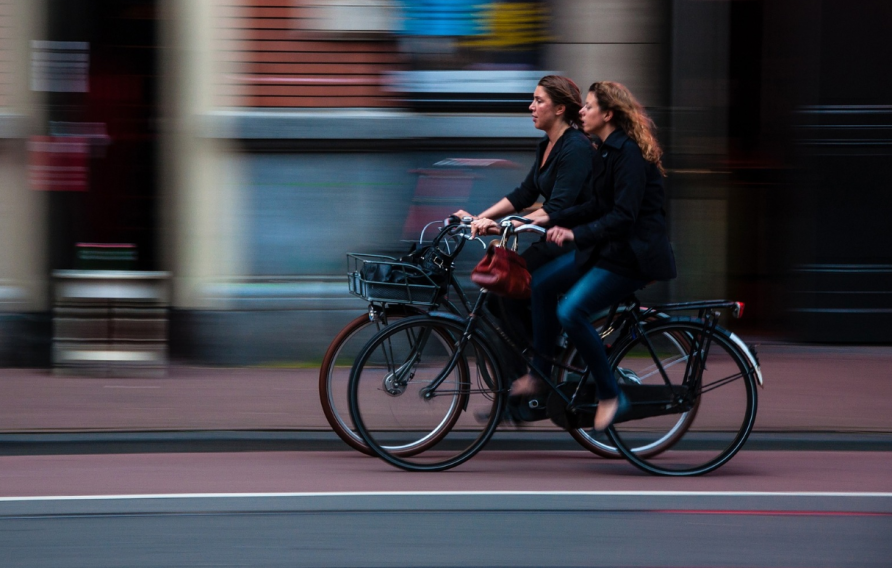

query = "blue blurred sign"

[{"left": 398, "top": 0, "right": 489, "bottom": 36}]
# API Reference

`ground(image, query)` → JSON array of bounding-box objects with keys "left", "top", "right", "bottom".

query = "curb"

[{"left": 1, "top": 431, "right": 891, "bottom": 456}]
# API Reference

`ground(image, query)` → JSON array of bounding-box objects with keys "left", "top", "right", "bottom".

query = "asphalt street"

[{"left": 3, "top": 492, "right": 890, "bottom": 567}]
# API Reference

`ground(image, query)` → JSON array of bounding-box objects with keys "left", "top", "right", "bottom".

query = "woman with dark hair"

[
  {"left": 518, "top": 81, "right": 677, "bottom": 430},
  {"left": 454, "top": 76, "right": 595, "bottom": 422},
  {"left": 455, "top": 75, "right": 593, "bottom": 272}
]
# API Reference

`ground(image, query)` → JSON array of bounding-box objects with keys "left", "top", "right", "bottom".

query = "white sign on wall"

[{"left": 31, "top": 40, "right": 89, "bottom": 93}]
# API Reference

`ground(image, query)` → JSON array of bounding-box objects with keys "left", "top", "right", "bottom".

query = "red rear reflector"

[{"left": 734, "top": 302, "right": 745, "bottom": 318}]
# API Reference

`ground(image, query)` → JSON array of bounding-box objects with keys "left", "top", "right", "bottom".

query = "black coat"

[
  {"left": 504, "top": 127, "right": 593, "bottom": 216},
  {"left": 548, "top": 129, "right": 677, "bottom": 282}
]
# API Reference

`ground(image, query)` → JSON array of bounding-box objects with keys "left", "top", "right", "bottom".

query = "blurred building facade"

[{"left": 0, "top": 0, "right": 890, "bottom": 366}]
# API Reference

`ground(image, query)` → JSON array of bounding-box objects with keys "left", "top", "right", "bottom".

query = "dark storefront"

[{"left": 43, "top": 0, "right": 159, "bottom": 272}]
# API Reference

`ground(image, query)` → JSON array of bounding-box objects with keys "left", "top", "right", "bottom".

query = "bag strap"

[{"left": 497, "top": 231, "right": 520, "bottom": 252}]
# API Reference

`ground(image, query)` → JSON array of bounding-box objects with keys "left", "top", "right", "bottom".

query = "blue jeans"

[{"left": 531, "top": 252, "right": 646, "bottom": 401}]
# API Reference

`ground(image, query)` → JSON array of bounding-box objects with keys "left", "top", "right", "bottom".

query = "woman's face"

[
  {"left": 529, "top": 86, "right": 562, "bottom": 131},
  {"left": 580, "top": 92, "right": 610, "bottom": 138}
]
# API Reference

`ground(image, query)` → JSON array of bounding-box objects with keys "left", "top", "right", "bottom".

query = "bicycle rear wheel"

[
  {"left": 606, "top": 318, "right": 758, "bottom": 476},
  {"left": 319, "top": 307, "right": 422, "bottom": 456},
  {"left": 349, "top": 316, "right": 505, "bottom": 471},
  {"left": 557, "top": 325, "right": 698, "bottom": 458}
]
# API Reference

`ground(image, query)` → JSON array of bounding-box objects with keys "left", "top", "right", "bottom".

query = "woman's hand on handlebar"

[
  {"left": 469, "top": 217, "right": 499, "bottom": 238},
  {"left": 546, "top": 226, "right": 575, "bottom": 247},
  {"left": 452, "top": 209, "right": 476, "bottom": 222}
]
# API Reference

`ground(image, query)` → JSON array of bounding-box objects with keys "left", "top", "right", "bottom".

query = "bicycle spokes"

[
  {"left": 607, "top": 319, "right": 758, "bottom": 476},
  {"left": 349, "top": 317, "right": 504, "bottom": 471}
]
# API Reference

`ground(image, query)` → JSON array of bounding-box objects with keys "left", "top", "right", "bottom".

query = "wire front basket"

[{"left": 347, "top": 253, "right": 442, "bottom": 306}]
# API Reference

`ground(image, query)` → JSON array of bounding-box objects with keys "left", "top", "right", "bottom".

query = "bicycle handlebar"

[
  {"left": 499, "top": 215, "right": 532, "bottom": 226},
  {"left": 514, "top": 223, "right": 547, "bottom": 235},
  {"left": 424, "top": 216, "right": 486, "bottom": 249},
  {"left": 497, "top": 216, "right": 547, "bottom": 237},
  {"left": 433, "top": 215, "right": 544, "bottom": 245}
]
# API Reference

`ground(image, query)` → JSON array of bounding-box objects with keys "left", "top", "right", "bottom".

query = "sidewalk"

[{"left": 0, "top": 343, "right": 889, "bottom": 435}]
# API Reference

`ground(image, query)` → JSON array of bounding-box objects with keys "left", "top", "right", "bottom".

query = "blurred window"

[{"left": 218, "top": 0, "right": 549, "bottom": 110}]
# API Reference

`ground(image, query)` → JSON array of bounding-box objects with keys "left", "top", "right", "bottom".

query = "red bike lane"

[
  {"left": 0, "top": 342, "right": 890, "bottom": 499},
  {"left": 0, "top": 449, "right": 891, "bottom": 498},
  {"left": 0, "top": 343, "right": 890, "bottom": 433}
]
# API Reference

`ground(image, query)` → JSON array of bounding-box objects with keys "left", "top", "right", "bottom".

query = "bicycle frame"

[
  {"left": 346, "top": 217, "right": 763, "bottom": 475},
  {"left": 418, "top": 275, "right": 760, "bottom": 424},
  {"left": 372, "top": 217, "right": 761, "bottom": 422}
]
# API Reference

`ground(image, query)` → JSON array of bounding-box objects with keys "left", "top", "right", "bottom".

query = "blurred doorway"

[{"left": 41, "top": 0, "right": 159, "bottom": 271}]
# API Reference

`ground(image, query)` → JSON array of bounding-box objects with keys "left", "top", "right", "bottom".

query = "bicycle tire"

[
  {"left": 349, "top": 315, "right": 505, "bottom": 472},
  {"left": 318, "top": 306, "right": 423, "bottom": 456},
  {"left": 605, "top": 317, "right": 758, "bottom": 476},
  {"left": 556, "top": 325, "right": 698, "bottom": 458}
]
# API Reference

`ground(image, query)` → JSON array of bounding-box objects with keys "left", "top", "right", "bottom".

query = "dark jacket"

[
  {"left": 548, "top": 129, "right": 677, "bottom": 281},
  {"left": 504, "top": 127, "right": 593, "bottom": 216}
]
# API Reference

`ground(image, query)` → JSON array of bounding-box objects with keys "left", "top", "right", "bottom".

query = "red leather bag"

[{"left": 471, "top": 240, "right": 531, "bottom": 299}]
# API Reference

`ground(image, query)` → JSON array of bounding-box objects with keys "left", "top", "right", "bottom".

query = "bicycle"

[
  {"left": 322, "top": 217, "right": 698, "bottom": 460},
  {"left": 319, "top": 219, "right": 480, "bottom": 456},
  {"left": 347, "top": 219, "right": 763, "bottom": 476}
]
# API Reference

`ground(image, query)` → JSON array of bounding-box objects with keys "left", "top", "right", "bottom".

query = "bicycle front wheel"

[
  {"left": 606, "top": 318, "right": 758, "bottom": 476},
  {"left": 319, "top": 307, "right": 422, "bottom": 456},
  {"left": 349, "top": 316, "right": 505, "bottom": 471}
]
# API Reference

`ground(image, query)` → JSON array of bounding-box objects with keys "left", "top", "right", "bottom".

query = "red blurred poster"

[{"left": 28, "top": 136, "right": 89, "bottom": 191}]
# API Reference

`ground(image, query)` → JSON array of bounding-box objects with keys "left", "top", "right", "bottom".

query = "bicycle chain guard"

[
  {"left": 546, "top": 381, "right": 695, "bottom": 430},
  {"left": 546, "top": 382, "right": 596, "bottom": 430}
]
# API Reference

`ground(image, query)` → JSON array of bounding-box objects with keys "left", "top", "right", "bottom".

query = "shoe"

[
  {"left": 505, "top": 375, "right": 550, "bottom": 423},
  {"left": 474, "top": 395, "right": 526, "bottom": 426},
  {"left": 503, "top": 396, "right": 530, "bottom": 426},
  {"left": 593, "top": 391, "right": 630, "bottom": 432}
]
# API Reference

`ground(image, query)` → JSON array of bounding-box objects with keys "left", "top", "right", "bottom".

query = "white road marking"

[{"left": 2, "top": 490, "right": 891, "bottom": 502}]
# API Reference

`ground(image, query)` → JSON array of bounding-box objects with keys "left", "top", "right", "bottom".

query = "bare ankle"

[{"left": 594, "top": 397, "right": 619, "bottom": 431}]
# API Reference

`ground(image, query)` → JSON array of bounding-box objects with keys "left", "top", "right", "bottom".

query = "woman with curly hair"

[{"left": 516, "top": 81, "right": 677, "bottom": 430}]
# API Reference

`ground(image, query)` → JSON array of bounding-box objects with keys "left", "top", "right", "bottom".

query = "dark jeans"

[
  {"left": 491, "top": 240, "right": 575, "bottom": 381},
  {"left": 531, "top": 252, "right": 646, "bottom": 401}
]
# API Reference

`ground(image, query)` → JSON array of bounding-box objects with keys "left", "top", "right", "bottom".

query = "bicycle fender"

[
  {"left": 631, "top": 317, "right": 764, "bottom": 389},
  {"left": 725, "top": 331, "right": 764, "bottom": 388},
  {"left": 427, "top": 310, "right": 468, "bottom": 325}
]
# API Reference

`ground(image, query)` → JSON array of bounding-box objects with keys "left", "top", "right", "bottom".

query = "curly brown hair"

[{"left": 589, "top": 81, "right": 665, "bottom": 176}]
